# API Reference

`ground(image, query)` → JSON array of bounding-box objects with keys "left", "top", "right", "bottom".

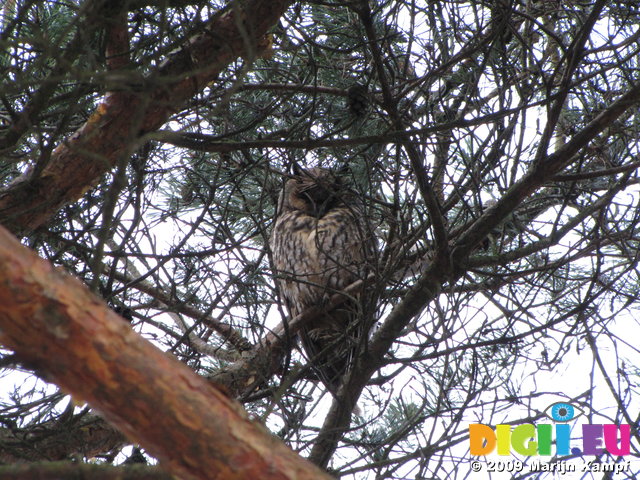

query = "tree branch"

[
  {"left": 0, "top": 224, "right": 331, "bottom": 480},
  {"left": 0, "top": 462, "right": 173, "bottom": 480},
  {"left": 209, "top": 277, "right": 369, "bottom": 397},
  {"left": 0, "top": 0, "right": 293, "bottom": 235},
  {"left": 0, "top": 413, "right": 125, "bottom": 464},
  {"left": 454, "top": 81, "right": 640, "bottom": 257},
  {"left": 306, "top": 78, "right": 640, "bottom": 468}
]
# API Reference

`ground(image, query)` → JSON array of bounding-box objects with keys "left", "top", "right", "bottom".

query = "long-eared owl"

[{"left": 270, "top": 165, "right": 375, "bottom": 393}]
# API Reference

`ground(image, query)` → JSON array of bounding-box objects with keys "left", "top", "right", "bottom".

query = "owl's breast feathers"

[{"left": 271, "top": 206, "right": 366, "bottom": 315}]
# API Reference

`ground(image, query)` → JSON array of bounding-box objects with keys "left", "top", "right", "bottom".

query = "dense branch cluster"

[{"left": 1, "top": 0, "right": 640, "bottom": 478}]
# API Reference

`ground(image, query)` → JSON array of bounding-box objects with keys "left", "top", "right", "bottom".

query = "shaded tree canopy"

[{"left": 1, "top": 0, "right": 640, "bottom": 478}]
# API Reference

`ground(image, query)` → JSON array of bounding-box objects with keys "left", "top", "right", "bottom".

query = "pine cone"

[{"left": 347, "top": 84, "right": 369, "bottom": 117}]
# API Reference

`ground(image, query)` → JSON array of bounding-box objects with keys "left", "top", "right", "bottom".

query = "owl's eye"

[{"left": 544, "top": 402, "right": 583, "bottom": 422}]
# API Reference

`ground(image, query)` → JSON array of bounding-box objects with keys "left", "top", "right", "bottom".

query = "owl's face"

[{"left": 280, "top": 167, "right": 346, "bottom": 218}]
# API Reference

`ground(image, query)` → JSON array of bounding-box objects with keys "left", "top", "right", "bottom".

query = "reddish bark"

[
  {"left": 0, "top": 225, "right": 331, "bottom": 480},
  {"left": 0, "top": 0, "right": 290, "bottom": 235}
]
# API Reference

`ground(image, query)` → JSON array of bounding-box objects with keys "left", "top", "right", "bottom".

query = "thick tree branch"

[
  {"left": 0, "top": 225, "right": 331, "bottom": 480},
  {"left": 209, "top": 277, "right": 369, "bottom": 396},
  {"left": 0, "top": 0, "right": 293, "bottom": 235},
  {"left": 0, "top": 0, "right": 117, "bottom": 154},
  {"left": 308, "top": 257, "right": 447, "bottom": 467}
]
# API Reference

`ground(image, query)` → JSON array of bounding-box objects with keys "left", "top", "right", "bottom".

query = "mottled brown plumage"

[{"left": 270, "top": 166, "right": 373, "bottom": 392}]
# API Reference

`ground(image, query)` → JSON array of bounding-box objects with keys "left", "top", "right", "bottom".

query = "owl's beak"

[{"left": 301, "top": 185, "right": 337, "bottom": 218}]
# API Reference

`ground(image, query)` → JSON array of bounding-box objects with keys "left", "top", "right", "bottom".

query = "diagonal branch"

[
  {"left": 356, "top": 3, "right": 449, "bottom": 257},
  {"left": 306, "top": 78, "right": 640, "bottom": 468},
  {"left": 534, "top": 0, "right": 607, "bottom": 162},
  {"left": 209, "top": 276, "right": 370, "bottom": 396},
  {"left": 0, "top": 0, "right": 293, "bottom": 235},
  {"left": 105, "top": 261, "right": 254, "bottom": 356},
  {"left": 0, "top": 223, "right": 331, "bottom": 480},
  {"left": 455, "top": 80, "right": 640, "bottom": 257}
]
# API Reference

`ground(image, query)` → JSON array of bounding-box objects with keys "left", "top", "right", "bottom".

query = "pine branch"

[
  {"left": 0, "top": 224, "right": 332, "bottom": 480},
  {"left": 307, "top": 79, "right": 640, "bottom": 469},
  {"left": 0, "top": 462, "right": 173, "bottom": 480},
  {"left": 0, "top": 0, "right": 293, "bottom": 235},
  {"left": 0, "top": 413, "right": 125, "bottom": 464}
]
